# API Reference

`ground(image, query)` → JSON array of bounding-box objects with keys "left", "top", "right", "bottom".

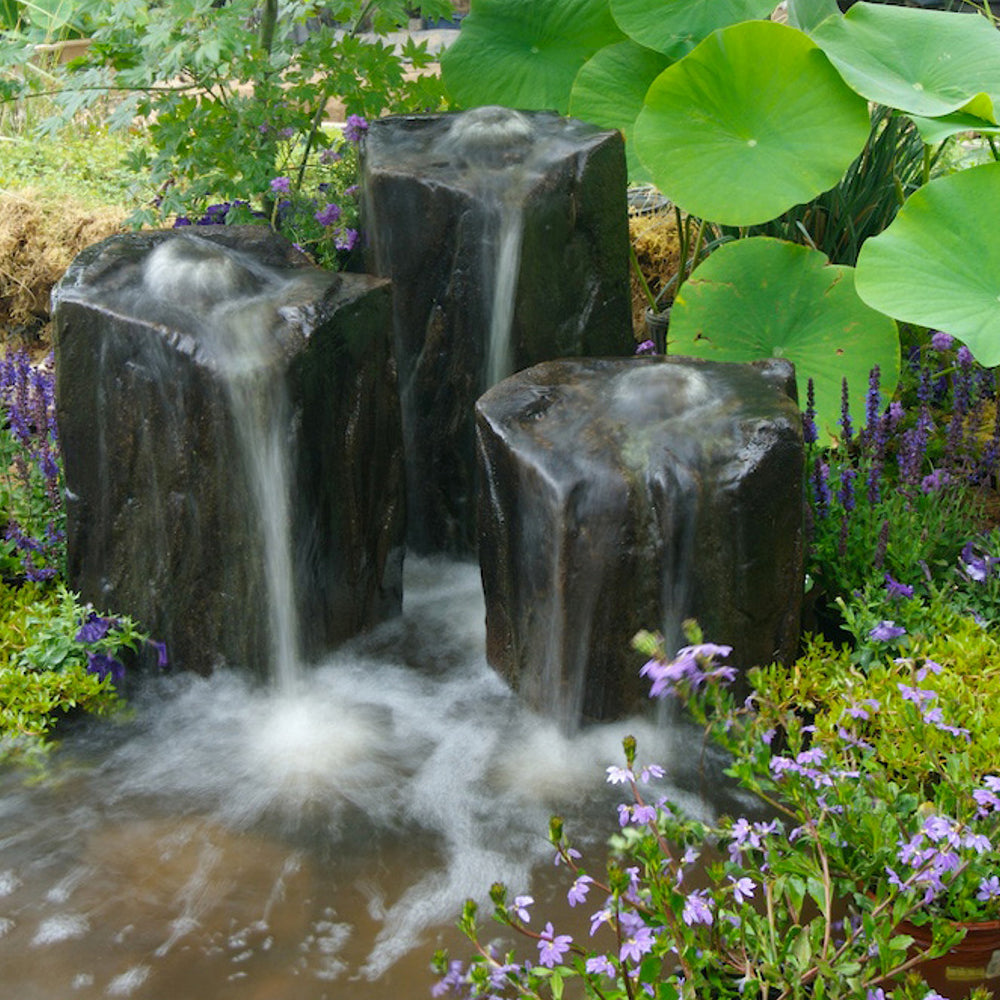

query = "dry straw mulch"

[
  {"left": 0, "top": 189, "right": 124, "bottom": 348},
  {"left": 629, "top": 207, "right": 682, "bottom": 333}
]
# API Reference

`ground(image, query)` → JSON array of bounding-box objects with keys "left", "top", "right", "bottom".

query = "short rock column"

[
  {"left": 53, "top": 227, "right": 404, "bottom": 677},
  {"left": 476, "top": 356, "right": 804, "bottom": 724}
]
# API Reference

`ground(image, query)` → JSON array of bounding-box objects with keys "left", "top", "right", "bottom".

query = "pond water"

[{"left": 0, "top": 559, "right": 722, "bottom": 1000}]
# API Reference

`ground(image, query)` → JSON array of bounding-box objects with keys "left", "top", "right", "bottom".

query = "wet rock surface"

[
  {"left": 476, "top": 356, "right": 805, "bottom": 723},
  {"left": 361, "top": 108, "right": 633, "bottom": 554},
  {"left": 53, "top": 227, "right": 404, "bottom": 676}
]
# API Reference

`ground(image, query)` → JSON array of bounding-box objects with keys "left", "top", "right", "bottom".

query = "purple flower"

[
  {"left": 85, "top": 651, "right": 125, "bottom": 685},
  {"left": 585, "top": 955, "right": 616, "bottom": 976},
  {"left": 957, "top": 344, "right": 974, "bottom": 366},
  {"left": 589, "top": 906, "right": 613, "bottom": 936},
  {"left": 319, "top": 147, "right": 342, "bottom": 164},
  {"left": 567, "top": 875, "right": 593, "bottom": 907},
  {"left": 334, "top": 228, "right": 359, "bottom": 252},
  {"left": 343, "top": 114, "right": 369, "bottom": 143},
  {"left": 635, "top": 339, "right": 656, "bottom": 356},
  {"left": 930, "top": 331, "right": 954, "bottom": 351},
  {"left": 537, "top": 922, "right": 572, "bottom": 967},
  {"left": 314, "top": 202, "right": 342, "bottom": 227},
  {"left": 921, "top": 468, "right": 950, "bottom": 493},
  {"left": 960, "top": 542, "right": 999, "bottom": 583},
  {"left": 869, "top": 620, "right": 906, "bottom": 643},
  {"left": 606, "top": 765, "right": 632, "bottom": 785},
  {"left": 682, "top": 890, "right": 713, "bottom": 926},
  {"left": 75, "top": 613, "right": 115, "bottom": 644},
  {"left": 619, "top": 923, "right": 655, "bottom": 963},
  {"left": 978, "top": 876, "right": 1000, "bottom": 901},
  {"left": 431, "top": 959, "right": 465, "bottom": 997},
  {"left": 269, "top": 176, "right": 291, "bottom": 195},
  {"left": 884, "top": 573, "right": 914, "bottom": 600},
  {"left": 728, "top": 876, "right": 755, "bottom": 904},
  {"left": 803, "top": 378, "right": 818, "bottom": 446},
  {"left": 150, "top": 640, "right": 169, "bottom": 669},
  {"left": 511, "top": 895, "right": 533, "bottom": 922}
]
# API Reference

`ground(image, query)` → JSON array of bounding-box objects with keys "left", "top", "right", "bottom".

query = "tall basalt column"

[
  {"left": 360, "top": 108, "right": 633, "bottom": 554},
  {"left": 52, "top": 228, "right": 404, "bottom": 677},
  {"left": 476, "top": 357, "right": 804, "bottom": 725}
]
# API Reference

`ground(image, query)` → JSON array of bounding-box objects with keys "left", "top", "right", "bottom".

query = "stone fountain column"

[
  {"left": 360, "top": 107, "right": 634, "bottom": 554},
  {"left": 52, "top": 227, "right": 404, "bottom": 678},
  {"left": 476, "top": 356, "right": 805, "bottom": 725}
]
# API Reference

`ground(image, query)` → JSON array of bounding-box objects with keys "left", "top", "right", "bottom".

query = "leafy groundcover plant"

[
  {"left": 434, "top": 626, "right": 999, "bottom": 1000},
  {"left": 0, "top": 347, "right": 159, "bottom": 766},
  {"left": 0, "top": 0, "right": 456, "bottom": 266}
]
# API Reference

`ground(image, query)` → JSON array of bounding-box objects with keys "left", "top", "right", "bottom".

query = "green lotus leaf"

[
  {"left": 908, "top": 111, "right": 1000, "bottom": 146},
  {"left": 786, "top": 0, "right": 841, "bottom": 33},
  {"left": 670, "top": 237, "right": 900, "bottom": 440},
  {"left": 440, "top": 0, "right": 625, "bottom": 114},
  {"left": 855, "top": 162, "right": 1000, "bottom": 367},
  {"left": 810, "top": 2, "right": 1000, "bottom": 121},
  {"left": 568, "top": 40, "right": 671, "bottom": 181},
  {"left": 633, "top": 20, "right": 870, "bottom": 226},
  {"left": 609, "top": 0, "right": 775, "bottom": 61}
]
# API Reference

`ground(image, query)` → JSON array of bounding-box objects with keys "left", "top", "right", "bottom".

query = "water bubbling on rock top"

[{"left": 441, "top": 105, "right": 535, "bottom": 166}]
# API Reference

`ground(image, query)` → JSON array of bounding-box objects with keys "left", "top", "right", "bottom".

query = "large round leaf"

[
  {"left": 609, "top": 0, "right": 775, "bottom": 61},
  {"left": 908, "top": 111, "right": 1000, "bottom": 146},
  {"left": 670, "top": 237, "right": 900, "bottom": 440},
  {"left": 440, "top": 0, "right": 626, "bottom": 114},
  {"left": 810, "top": 3, "right": 1000, "bottom": 121},
  {"left": 633, "top": 21, "right": 870, "bottom": 227},
  {"left": 855, "top": 162, "right": 1000, "bottom": 367},
  {"left": 568, "top": 39, "right": 671, "bottom": 181}
]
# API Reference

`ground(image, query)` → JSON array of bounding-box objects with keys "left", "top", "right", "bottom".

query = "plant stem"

[
  {"left": 258, "top": 0, "right": 279, "bottom": 57},
  {"left": 630, "top": 240, "right": 657, "bottom": 313}
]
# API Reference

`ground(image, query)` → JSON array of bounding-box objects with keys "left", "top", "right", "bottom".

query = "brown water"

[{"left": 0, "top": 560, "right": 715, "bottom": 1000}]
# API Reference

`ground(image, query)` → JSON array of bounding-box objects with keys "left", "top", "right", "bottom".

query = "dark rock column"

[
  {"left": 476, "top": 356, "right": 804, "bottom": 724},
  {"left": 52, "top": 227, "right": 404, "bottom": 677},
  {"left": 360, "top": 108, "right": 633, "bottom": 554}
]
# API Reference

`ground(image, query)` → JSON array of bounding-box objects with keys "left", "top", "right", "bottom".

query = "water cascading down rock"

[
  {"left": 361, "top": 107, "right": 633, "bottom": 553},
  {"left": 52, "top": 227, "right": 404, "bottom": 680},
  {"left": 476, "top": 357, "right": 805, "bottom": 725}
]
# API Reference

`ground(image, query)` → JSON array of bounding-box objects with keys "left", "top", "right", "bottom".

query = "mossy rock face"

[{"left": 476, "top": 355, "right": 804, "bottom": 724}]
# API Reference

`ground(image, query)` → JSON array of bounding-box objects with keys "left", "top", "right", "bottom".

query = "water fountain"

[
  {"left": 476, "top": 357, "right": 805, "bottom": 725},
  {"left": 0, "top": 109, "right": 805, "bottom": 1000},
  {"left": 52, "top": 227, "right": 404, "bottom": 679},
  {"left": 360, "top": 107, "right": 634, "bottom": 553}
]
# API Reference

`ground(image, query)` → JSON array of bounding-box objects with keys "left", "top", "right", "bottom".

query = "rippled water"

[{"left": 0, "top": 560, "right": 718, "bottom": 1000}]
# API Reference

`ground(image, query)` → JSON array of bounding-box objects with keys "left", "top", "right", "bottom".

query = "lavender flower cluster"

[{"left": 0, "top": 349, "right": 64, "bottom": 582}]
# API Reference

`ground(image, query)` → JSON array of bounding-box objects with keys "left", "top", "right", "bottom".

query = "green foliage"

[
  {"left": 1, "top": 0, "right": 454, "bottom": 249},
  {"left": 669, "top": 237, "right": 900, "bottom": 438},
  {"left": 0, "top": 581, "right": 142, "bottom": 765},
  {"left": 856, "top": 163, "right": 1000, "bottom": 366},
  {"left": 442, "top": 0, "right": 1000, "bottom": 418}
]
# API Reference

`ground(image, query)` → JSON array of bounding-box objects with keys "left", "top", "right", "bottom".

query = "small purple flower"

[
  {"left": 86, "top": 651, "right": 125, "bottom": 685},
  {"left": 589, "top": 906, "right": 613, "bottom": 936},
  {"left": 150, "top": 640, "right": 169, "bottom": 669},
  {"left": 957, "top": 344, "right": 974, "bottom": 366},
  {"left": 682, "top": 890, "right": 714, "bottom": 926},
  {"left": 635, "top": 339, "right": 656, "bottom": 356},
  {"left": 537, "top": 922, "right": 572, "bottom": 967},
  {"left": 884, "top": 573, "right": 914, "bottom": 601},
  {"left": 75, "top": 613, "right": 115, "bottom": 644},
  {"left": 619, "top": 923, "right": 655, "bottom": 963},
  {"left": 319, "top": 147, "right": 342, "bottom": 164},
  {"left": 511, "top": 895, "right": 533, "bottom": 922},
  {"left": 334, "top": 228, "right": 359, "bottom": 252},
  {"left": 921, "top": 468, "right": 950, "bottom": 493},
  {"left": 567, "top": 875, "right": 593, "bottom": 907},
  {"left": 930, "top": 331, "right": 954, "bottom": 351},
  {"left": 431, "top": 959, "right": 465, "bottom": 997},
  {"left": 269, "top": 176, "right": 291, "bottom": 195},
  {"left": 869, "top": 620, "right": 906, "bottom": 643},
  {"left": 343, "top": 114, "right": 369, "bottom": 143},
  {"left": 278, "top": 126, "right": 295, "bottom": 140},
  {"left": 314, "top": 202, "right": 342, "bottom": 227},
  {"left": 728, "top": 876, "right": 755, "bottom": 904},
  {"left": 978, "top": 876, "right": 1000, "bottom": 901},
  {"left": 606, "top": 765, "right": 633, "bottom": 785},
  {"left": 585, "top": 955, "right": 616, "bottom": 976}
]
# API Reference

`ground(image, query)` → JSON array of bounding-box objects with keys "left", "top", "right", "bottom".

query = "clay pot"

[{"left": 898, "top": 916, "right": 1000, "bottom": 1000}]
